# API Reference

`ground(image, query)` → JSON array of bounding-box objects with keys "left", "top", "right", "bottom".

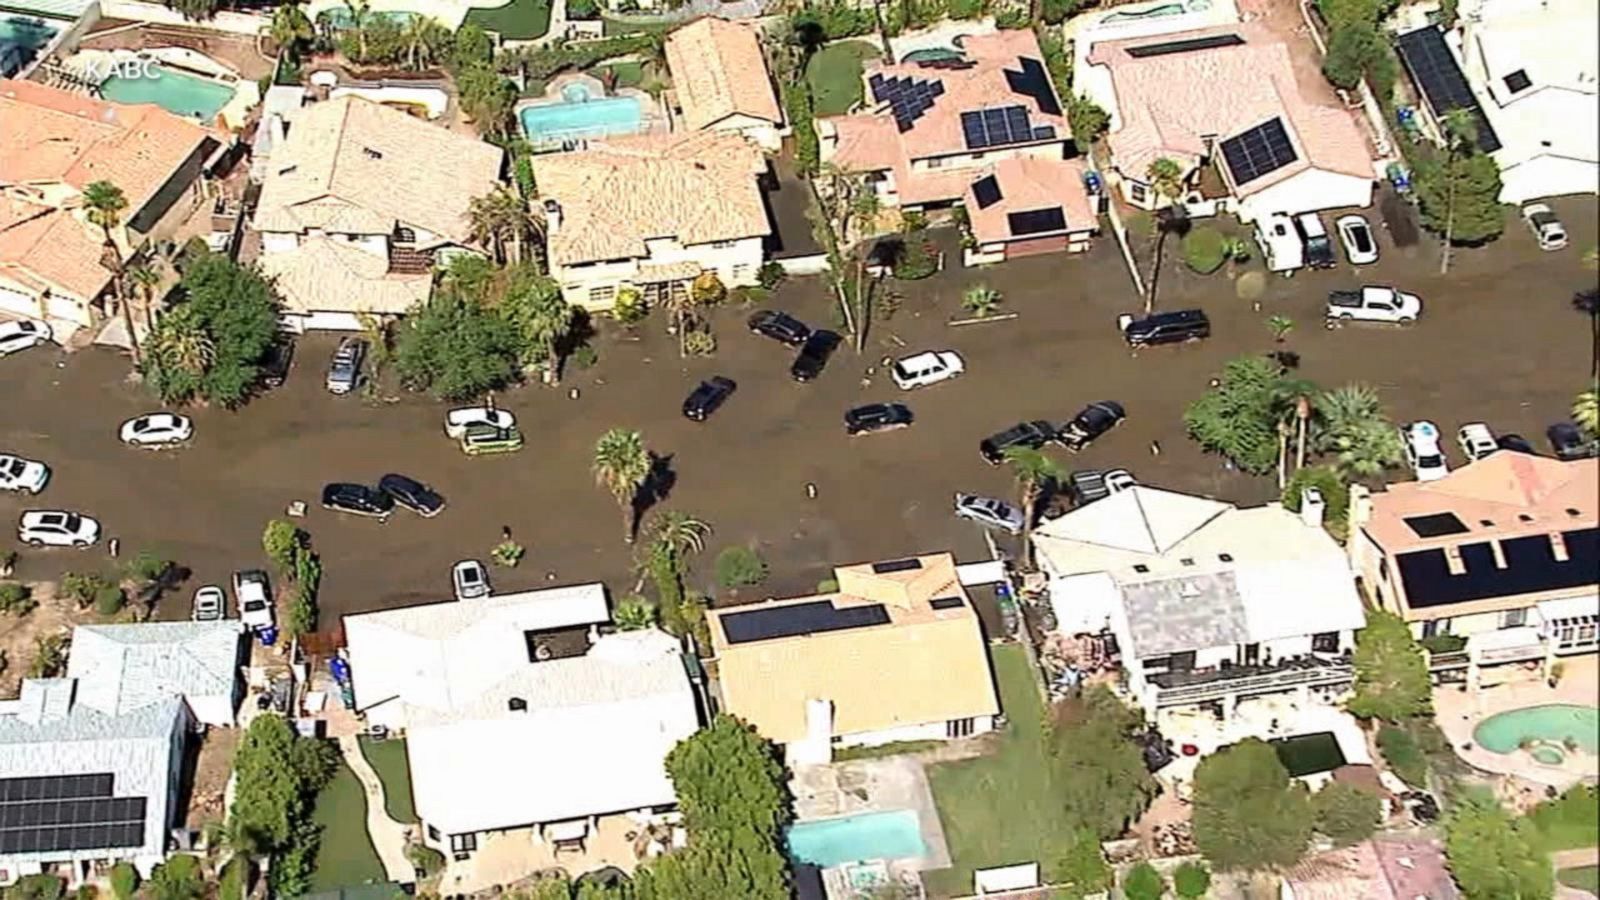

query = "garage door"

[
  {"left": 0, "top": 285, "right": 41, "bottom": 319},
  {"left": 297, "top": 312, "right": 366, "bottom": 332},
  {"left": 1005, "top": 235, "right": 1069, "bottom": 258}
]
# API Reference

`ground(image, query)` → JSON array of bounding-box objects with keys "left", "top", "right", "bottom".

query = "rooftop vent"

[
  {"left": 508, "top": 697, "right": 527, "bottom": 712},
  {"left": 1218, "top": 553, "right": 1234, "bottom": 563},
  {"left": 363, "top": 147, "right": 382, "bottom": 160}
]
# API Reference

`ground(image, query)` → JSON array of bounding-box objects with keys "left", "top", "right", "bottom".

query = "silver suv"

[{"left": 326, "top": 337, "right": 367, "bottom": 395}]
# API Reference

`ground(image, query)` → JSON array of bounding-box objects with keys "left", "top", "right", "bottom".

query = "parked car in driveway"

[
  {"left": 260, "top": 340, "right": 295, "bottom": 389},
  {"left": 748, "top": 310, "right": 811, "bottom": 346},
  {"left": 0, "top": 320, "right": 52, "bottom": 356},
  {"left": 445, "top": 406, "right": 516, "bottom": 439},
  {"left": 845, "top": 403, "right": 913, "bottom": 435},
  {"left": 1547, "top": 422, "right": 1598, "bottom": 460},
  {"left": 233, "top": 569, "right": 273, "bottom": 629},
  {"left": 119, "top": 412, "right": 194, "bottom": 447},
  {"left": 17, "top": 510, "right": 99, "bottom": 547},
  {"left": 683, "top": 377, "right": 737, "bottom": 421},
  {"left": 1118, "top": 310, "right": 1209, "bottom": 347},
  {"left": 980, "top": 421, "right": 1056, "bottom": 464},
  {"left": 0, "top": 455, "right": 49, "bottom": 494},
  {"left": 453, "top": 560, "right": 490, "bottom": 601},
  {"left": 379, "top": 473, "right": 445, "bottom": 517},
  {"left": 892, "top": 351, "right": 965, "bottom": 389},
  {"left": 1294, "top": 213, "right": 1337, "bottom": 269},
  {"left": 1335, "top": 214, "right": 1379, "bottom": 265},
  {"left": 1059, "top": 401, "right": 1126, "bottom": 451},
  {"left": 321, "top": 482, "right": 394, "bottom": 520},
  {"left": 192, "top": 586, "right": 225, "bottom": 622},
  {"left": 325, "top": 337, "right": 367, "bottom": 395},
  {"left": 791, "top": 330, "right": 841, "bottom": 382},
  {"left": 953, "top": 493, "right": 1025, "bottom": 535},
  {"left": 1326, "top": 286, "right": 1422, "bottom": 324},
  {"left": 1522, "top": 203, "right": 1568, "bottom": 251},
  {"left": 1402, "top": 421, "right": 1450, "bottom": 482},
  {"left": 1457, "top": 423, "right": 1498, "bottom": 462},
  {"left": 459, "top": 424, "right": 524, "bottom": 456}
]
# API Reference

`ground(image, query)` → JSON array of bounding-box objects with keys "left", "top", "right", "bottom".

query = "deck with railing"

[{"left": 1151, "top": 660, "right": 1355, "bottom": 708}]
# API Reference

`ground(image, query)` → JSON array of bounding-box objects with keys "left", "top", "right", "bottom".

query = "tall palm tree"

[
  {"left": 522, "top": 284, "right": 575, "bottom": 384},
  {"left": 1436, "top": 108, "right": 1479, "bottom": 276},
  {"left": 1002, "top": 446, "right": 1063, "bottom": 568},
  {"left": 465, "top": 188, "right": 528, "bottom": 265},
  {"left": 593, "top": 428, "right": 651, "bottom": 543},
  {"left": 125, "top": 263, "right": 162, "bottom": 335},
  {"left": 1575, "top": 389, "right": 1599, "bottom": 438},
  {"left": 82, "top": 180, "right": 138, "bottom": 365},
  {"left": 347, "top": 0, "right": 372, "bottom": 63},
  {"left": 269, "top": 2, "right": 312, "bottom": 56},
  {"left": 1575, "top": 289, "right": 1599, "bottom": 385},
  {"left": 1315, "top": 383, "right": 1403, "bottom": 478},
  {"left": 149, "top": 306, "right": 215, "bottom": 377},
  {"left": 1143, "top": 157, "right": 1186, "bottom": 315},
  {"left": 403, "top": 16, "right": 448, "bottom": 71}
]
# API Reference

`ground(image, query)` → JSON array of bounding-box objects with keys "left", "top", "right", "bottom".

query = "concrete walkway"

[
  {"left": 1554, "top": 847, "right": 1599, "bottom": 899},
  {"left": 337, "top": 735, "right": 415, "bottom": 883}
]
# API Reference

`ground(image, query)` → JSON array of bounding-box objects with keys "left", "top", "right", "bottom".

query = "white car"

[
  {"left": 953, "top": 493, "right": 1026, "bottom": 535},
  {"left": 452, "top": 559, "right": 490, "bottom": 601},
  {"left": 1326, "top": 286, "right": 1422, "bottom": 324},
  {"left": 1335, "top": 215, "right": 1379, "bottom": 265},
  {"left": 192, "top": 586, "right": 226, "bottom": 622},
  {"left": 0, "top": 455, "right": 49, "bottom": 494},
  {"left": 1522, "top": 203, "right": 1568, "bottom": 251},
  {"left": 1104, "top": 468, "right": 1137, "bottom": 493},
  {"left": 0, "top": 320, "right": 52, "bottom": 357},
  {"left": 120, "top": 413, "right": 194, "bottom": 447},
  {"left": 17, "top": 510, "right": 100, "bottom": 547},
  {"left": 1457, "top": 423, "right": 1498, "bottom": 462},
  {"left": 444, "top": 407, "right": 516, "bottom": 439},
  {"left": 232, "top": 569, "right": 274, "bottom": 630},
  {"left": 1402, "top": 421, "right": 1450, "bottom": 482},
  {"left": 892, "top": 351, "right": 965, "bottom": 390}
]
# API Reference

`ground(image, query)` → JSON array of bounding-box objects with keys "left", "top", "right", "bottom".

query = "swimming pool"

[
  {"left": 1102, "top": 0, "right": 1210, "bottom": 21},
  {"left": 901, "top": 47, "right": 963, "bottom": 64},
  {"left": 319, "top": 6, "right": 415, "bottom": 28},
  {"left": 100, "top": 63, "right": 236, "bottom": 120},
  {"left": 0, "top": 14, "right": 60, "bottom": 77},
  {"left": 787, "top": 810, "right": 927, "bottom": 867},
  {"left": 1473, "top": 704, "right": 1599, "bottom": 755},
  {"left": 518, "top": 82, "right": 644, "bottom": 145},
  {"left": 1271, "top": 731, "right": 1348, "bottom": 777}
]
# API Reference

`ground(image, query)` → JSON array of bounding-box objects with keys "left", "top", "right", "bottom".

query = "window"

[
  {"left": 1378, "top": 558, "right": 1390, "bottom": 582},
  {"left": 1129, "top": 182, "right": 1148, "bottom": 203},
  {"left": 947, "top": 718, "right": 975, "bottom": 738},
  {"left": 731, "top": 264, "right": 752, "bottom": 281},
  {"left": 428, "top": 825, "right": 441, "bottom": 841},
  {"left": 711, "top": 240, "right": 737, "bottom": 249},
  {"left": 1421, "top": 618, "right": 1453, "bottom": 638},
  {"left": 1312, "top": 631, "right": 1340, "bottom": 653},
  {"left": 449, "top": 832, "right": 477, "bottom": 859},
  {"left": 1142, "top": 655, "right": 1171, "bottom": 672},
  {"left": 1169, "top": 651, "right": 1196, "bottom": 671},
  {"left": 1500, "top": 607, "right": 1528, "bottom": 629},
  {"left": 927, "top": 157, "right": 945, "bottom": 169},
  {"left": 1133, "top": 564, "right": 1150, "bottom": 573},
  {"left": 588, "top": 285, "right": 616, "bottom": 305}
]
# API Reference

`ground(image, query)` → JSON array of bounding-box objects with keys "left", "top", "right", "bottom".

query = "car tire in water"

[{"left": 27, "top": 539, "right": 42, "bottom": 547}]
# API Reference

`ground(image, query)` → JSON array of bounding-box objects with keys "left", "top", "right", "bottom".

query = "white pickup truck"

[{"left": 1326, "top": 286, "right": 1422, "bottom": 324}]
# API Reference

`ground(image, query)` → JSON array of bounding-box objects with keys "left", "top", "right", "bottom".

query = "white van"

[
  {"left": 1292, "top": 213, "right": 1337, "bottom": 268},
  {"left": 1255, "top": 213, "right": 1304, "bottom": 274}
]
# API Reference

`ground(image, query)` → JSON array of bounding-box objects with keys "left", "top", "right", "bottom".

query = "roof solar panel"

[
  {"left": 1032, "top": 125, "right": 1056, "bottom": 140},
  {"left": 1008, "top": 207, "right": 1068, "bottom": 236},
  {"left": 961, "top": 111, "right": 987, "bottom": 149},
  {"left": 1394, "top": 27, "right": 1501, "bottom": 152},
  {"left": 721, "top": 600, "right": 892, "bottom": 644},
  {"left": 1125, "top": 33, "right": 1245, "bottom": 58},
  {"left": 1001, "top": 57, "right": 1064, "bottom": 116},
  {"left": 1220, "top": 118, "right": 1299, "bottom": 185},
  {"left": 1403, "top": 513, "right": 1469, "bottom": 538},
  {"left": 972, "top": 175, "right": 1002, "bottom": 209}
]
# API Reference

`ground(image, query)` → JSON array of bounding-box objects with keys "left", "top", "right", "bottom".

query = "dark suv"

[
  {"left": 1120, "top": 309, "right": 1209, "bottom": 347},
  {"left": 748, "top": 310, "right": 812, "bottom": 347},
  {"left": 260, "top": 339, "right": 295, "bottom": 388},
  {"left": 790, "top": 330, "right": 841, "bottom": 382},
  {"left": 682, "top": 376, "right": 737, "bottom": 421},
  {"left": 321, "top": 482, "right": 394, "bottom": 520},
  {"left": 980, "top": 420, "right": 1057, "bottom": 464},
  {"left": 1547, "top": 422, "right": 1598, "bottom": 460}
]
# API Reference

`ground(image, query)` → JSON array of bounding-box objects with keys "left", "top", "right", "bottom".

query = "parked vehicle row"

[
  {"left": 322, "top": 474, "right": 445, "bottom": 520},
  {"left": 980, "top": 402, "right": 1126, "bottom": 464},
  {"left": 445, "top": 407, "right": 522, "bottom": 455}
]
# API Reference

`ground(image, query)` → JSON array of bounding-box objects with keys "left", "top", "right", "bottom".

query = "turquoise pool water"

[
  {"left": 902, "top": 47, "right": 963, "bottom": 63},
  {"left": 0, "top": 14, "right": 60, "bottom": 77},
  {"left": 787, "top": 810, "right": 927, "bottom": 867},
  {"left": 519, "top": 84, "right": 643, "bottom": 144},
  {"left": 1473, "top": 704, "right": 1599, "bottom": 754},
  {"left": 101, "top": 64, "right": 235, "bottom": 120},
  {"left": 319, "top": 6, "right": 415, "bottom": 28},
  {"left": 1102, "top": 0, "right": 1209, "bottom": 21}
]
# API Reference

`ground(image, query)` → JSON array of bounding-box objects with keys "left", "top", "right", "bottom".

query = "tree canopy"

[
  {"left": 1053, "top": 686, "right": 1159, "bottom": 840},
  {"left": 144, "top": 254, "right": 281, "bottom": 407},
  {"left": 1192, "top": 739, "right": 1312, "bottom": 871},
  {"left": 1444, "top": 797, "right": 1554, "bottom": 900},
  {"left": 1413, "top": 142, "right": 1505, "bottom": 245},
  {"left": 1184, "top": 355, "right": 1294, "bottom": 473},
  {"left": 1311, "top": 782, "right": 1381, "bottom": 846},
  {"left": 228, "top": 715, "right": 340, "bottom": 896},
  {"left": 1348, "top": 608, "right": 1431, "bottom": 721}
]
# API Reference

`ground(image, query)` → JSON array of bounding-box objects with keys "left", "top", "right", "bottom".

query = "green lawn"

[
  {"left": 359, "top": 736, "right": 418, "bottom": 823},
  {"left": 590, "top": 61, "right": 644, "bottom": 89},
  {"left": 464, "top": 0, "right": 552, "bottom": 40},
  {"left": 309, "top": 759, "right": 386, "bottom": 892},
  {"left": 805, "top": 40, "right": 881, "bottom": 117},
  {"left": 1527, "top": 785, "right": 1599, "bottom": 853},
  {"left": 924, "top": 644, "right": 1069, "bottom": 897},
  {"left": 601, "top": 16, "right": 675, "bottom": 36},
  {"left": 1560, "top": 866, "right": 1600, "bottom": 896}
]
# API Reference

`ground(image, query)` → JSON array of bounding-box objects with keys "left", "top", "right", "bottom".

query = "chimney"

[
  {"left": 1300, "top": 487, "right": 1326, "bottom": 528},
  {"left": 1348, "top": 484, "right": 1373, "bottom": 530},
  {"left": 543, "top": 199, "right": 561, "bottom": 235},
  {"left": 508, "top": 697, "right": 527, "bottom": 713}
]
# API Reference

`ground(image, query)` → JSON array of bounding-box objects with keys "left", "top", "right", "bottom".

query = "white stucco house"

[{"left": 66, "top": 621, "right": 247, "bottom": 728}]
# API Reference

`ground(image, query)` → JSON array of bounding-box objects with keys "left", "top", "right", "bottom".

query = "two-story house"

[
  {"left": 1348, "top": 452, "right": 1599, "bottom": 680},
  {"left": 534, "top": 131, "right": 771, "bottom": 311},
  {"left": 252, "top": 95, "right": 504, "bottom": 332},
  {"left": 1032, "top": 485, "right": 1366, "bottom": 718},
  {"left": 663, "top": 18, "right": 784, "bottom": 151},
  {"left": 816, "top": 30, "right": 1099, "bottom": 260}
]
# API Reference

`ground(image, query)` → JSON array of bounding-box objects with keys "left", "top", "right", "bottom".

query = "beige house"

[
  {"left": 534, "top": 131, "right": 771, "bottom": 311},
  {"left": 664, "top": 18, "right": 783, "bottom": 151},
  {"left": 252, "top": 95, "right": 504, "bottom": 332},
  {"left": 1349, "top": 452, "right": 1599, "bottom": 676},
  {"left": 0, "top": 79, "right": 224, "bottom": 336},
  {"left": 706, "top": 553, "right": 1000, "bottom": 766}
]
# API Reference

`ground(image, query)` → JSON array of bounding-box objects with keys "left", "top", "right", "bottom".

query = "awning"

[{"left": 1538, "top": 595, "right": 1600, "bottom": 622}]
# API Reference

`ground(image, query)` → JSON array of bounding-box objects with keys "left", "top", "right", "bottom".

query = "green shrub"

[
  {"left": 406, "top": 842, "right": 446, "bottom": 876},
  {"left": 893, "top": 239, "right": 937, "bottom": 280},
  {"left": 817, "top": 578, "right": 840, "bottom": 593},
  {"left": 757, "top": 260, "right": 787, "bottom": 289},
  {"left": 614, "top": 595, "right": 658, "bottom": 631},
  {"left": 1312, "top": 782, "right": 1382, "bottom": 846},
  {"left": 110, "top": 862, "right": 139, "bottom": 900},
  {"left": 217, "top": 855, "right": 248, "bottom": 900},
  {"left": 15, "top": 875, "right": 64, "bottom": 900},
  {"left": 1419, "top": 633, "right": 1468, "bottom": 654},
  {"left": 74, "top": 885, "right": 97, "bottom": 900},
  {"left": 993, "top": 6, "right": 1029, "bottom": 28},
  {"left": 783, "top": 82, "right": 819, "bottom": 175},
  {"left": 611, "top": 286, "right": 647, "bottom": 325},
  {"left": 94, "top": 583, "right": 126, "bottom": 616},
  {"left": 1182, "top": 226, "right": 1228, "bottom": 273},
  {"left": 715, "top": 546, "right": 768, "bottom": 589},
  {"left": 571, "top": 343, "right": 599, "bottom": 369},
  {"left": 1378, "top": 724, "right": 1427, "bottom": 788},
  {"left": 1122, "top": 861, "right": 1165, "bottom": 900},
  {"left": 898, "top": 210, "right": 928, "bottom": 233},
  {"left": 1041, "top": 0, "right": 1085, "bottom": 24},
  {"left": 1173, "top": 861, "right": 1211, "bottom": 898},
  {"left": 1282, "top": 465, "right": 1350, "bottom": 524},
  {"left": 566, "top": 0, "right": 599, "bottom": 18},
  {"left": 0, "top": 582, "right": 35, "bottom": 615}
]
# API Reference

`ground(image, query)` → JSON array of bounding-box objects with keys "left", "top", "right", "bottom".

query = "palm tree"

[
  {"left": 269, "top": 1, "right": 312, "bottom": 56},
  {"left": 523, "top": 285, "right": 575, "bottom": 384},
  {"left": 961, "top": 284, "right": 1002, "bottom": 318},
  {"left": 125, "top": 263, "right": 162, "bottom": 335},
  {"left": 1266, "top": 314, "right": 1294, "bottom": 344},
  {"left": 1315, "top": 383, "right": 1403, "bottom": 478},
  {"left": 465, "top": 187, "right": 529, "bottom": 265},
  {"left": 403, "top": 16, "right": 448, "bottom": 71},
  {"left": 1270, "top": 377, "right": 1317, "bottom": 487},
  {"left": 1575, "top": 289, "right": 1600, "bottom": 384},
  {"left": 1143, "top": 157, "right": 1187, "bottom": 315},
  {"left": 1575, "top": 389, "right": 1599, "bottom": 438},
  {"left": 593, "top": 428, "right": 651, "bottom": 543},
  {"left": 149, "top": 306, "right": 215, "bottom": 376},
  {"left": 347, "top": 0, "right": 372, "bottom": 63},
  {"left": 1436, "top": 108, "right": 1479, "bottom": 276},
  {"left": 82, "top": 180, "right": 138, "bottom": 365},
  {"left": 1003, "top": 447, "right": 1063, "bottom": 568}
]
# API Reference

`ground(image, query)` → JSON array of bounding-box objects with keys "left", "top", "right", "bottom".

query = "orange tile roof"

[
  {"left": 664, "top": 18, "right": 781, "bottom": 130},
  {"left": 1087, "top": 24, "right": 1372, "bottom": 193},
  {"left": 1363, "top": 453, "right": 1599, "bottom": 552},
  {"left": 964, "top": 156, "right": 1095, "bottom": 243},
  {"left": 0, "top": 192, "right": 114, "bottom": 302}
]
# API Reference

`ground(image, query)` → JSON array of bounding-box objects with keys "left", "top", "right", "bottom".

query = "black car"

[
  {"left": 1120, "top": 309, "right": 1210, "bottom": 347},
  {"left": 1547, "top": 422, "right": 1598, "bottom": 461},
  {"left": 682, "top": 376, "right": 737, "bottom": 422},
  {"left": 1059, "top": 400, "right": 1126, "bottom": 451},
  {"left": 845, "top": 402, "right": 914, "bottom": 435},
  {"left": 378, "top": 473, "right": 445, "bottom": 517},
  {"left": 1496, "top": 433, "right": 1537, "bottom": 455},
  {"left": 790, "top": 330, "right": 841, "bottom": 383},
  {"left": 748, "top": 310, "right": 812, "bottom": 347},
  {"left": 979, "top": 420, "right": 1057, "bottom": 465},
  {"left": 321, "top": 482, "right": 394, "bottom": 520},
  {"left": 260, "top": 339, "right": 295, "bottom": 388}
]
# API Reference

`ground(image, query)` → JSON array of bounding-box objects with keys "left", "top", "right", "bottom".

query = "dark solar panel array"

[
  {"left": 972, "top": 175, "right": 1002, "bottom": 209},
  {"left": 1396, "top": 528, "right": 1600, "bottom": 609},
  {"left": 1220, "top": 118, "right": 1298, "bottom": 185},
  {"left": 1394, "top": 27, "right": 1502, "bottom": 152},
  {"left": 868, "top": 73, "right": 947, "bottom": 133},
  {"left": 721, "top": 600, "right": 892, "bottom": 644},
  {"left": 1008, "top": 207, "right": 1068, "bottom": 236},
  {"left": 1125, "top": 33, "right": 1245, "bottom": 58},
  {"left": 930, "top": 596, "right": 965, "bottom": 610},
  {"left": 872, "top": 557, "right": 924, "bottom": 574},
  {"left": 1403, "top": 512, "right": 1470, "bottom": 538},
  {"left": 961, "top": 106, "right": 1039, "bottom": 150},
  {"left": 0, "top": 774, "right": 148, "bottom": 855},
  {"left": 1002, "top": 57, "right": 1062, "bottom": 116}
]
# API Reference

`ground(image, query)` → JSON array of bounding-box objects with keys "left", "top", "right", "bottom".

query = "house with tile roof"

[
  {"left": 816, "top": 30, "right": 1099, "bottom": 261},
  {"left": 252, "top": 95, "right": 504, "bottom": 332},
  {"left": 1031, "top": 485, "right": 1366, "bottom": 716},
  {"left": 342, "top": 584, "right": 700, "bottom": 860},
  {"left": 1078, "top": 23, "right": 1375, "bottom": 222},
  {"left": 664, "top": 18, "right": 783, "bottom": 151},
  {"left": 1282, "top": 836, "right": 1459, "bottom": 900},
  {"left": 1348, "top": 452, "right": 1599, "bottom": 676},
  {"left": 0, "top": 79, "right": 223, "bottom": 336},
  {"left": 534, "top": 131, "right": 771, "bottom": 310},
  {"left": 705, "top": 552, "right": 1000, "bottom": 766}
]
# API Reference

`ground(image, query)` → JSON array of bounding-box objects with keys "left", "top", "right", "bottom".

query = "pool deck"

[
  {"left": 886, "top": 18, "right": 996, "bottom": 65},
  {"left": 1434, "top": 655, "right": 1600, "bottom": 789},
  {"left": 790, "top": 755, "right": 953, "bottom": 873}
]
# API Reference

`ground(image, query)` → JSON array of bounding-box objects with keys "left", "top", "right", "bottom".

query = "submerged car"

[
  {"left": 444, "top": 406, "right": 517, "bottom": 439},
  {"left": 891, "top": 350, "right": 965, "bottom": 390},
  {"left": 321, "top": 482, "right": 395, "bottom": 520},
  {"left": 1118, "top": 310, "right": 1210, "bottom": 347},
  {"left": 1456, "top": 423, "right": 1498, "bottom": 462},
  {"left": 379, "top": 473, "right": 446, "bottom": 517},
  {"left": 17, "top": 510, "right": 100, "bottom": 547},
  {"left": 260, "top": 340, "right": 295, "bottom": 389},
  {"left": 748, "top": 310, "right": 812, "bottom": 347},
  {"left": 119, "top": 412, "right": 194, "bottom": 447},
  {"left": 326, "top": 337, "right": 367, "bottom": 395},
  {"left": 459, "top": 424, "right": 524, "bottom": 456},
  {"left": 1547, "top": 422, "right": 1598, "bottom": 461},
  {"left": 953, "top": 493, "right": 1026, "bottom": 535},
  {"left": 1402, "top": 421, "right": 1450, "bottom": 482},
  {"left": 844, "top": 403, "right": 914, "bottom": 435},
  {"left": 980, "top": 421, "right": 1057, "bottom": 465},
  {"left": 790, "top": 330, "right": 841, "bottom": 382},
  {"left": 0, "top": 455, "right": 49, "bottom": 494},
  {"left": 683, "top": 377, "right": 737, "bottom": 422},
  {"left": 1335, "top": 214, "right": 1379, "bottom": 265},
  {"left": 192, "top": 585, "right": 226, "bottom": 622},
  {"left": 1059, "top": 401, "right": 1126, "bottom": 451},
  {"left": 1522, "top": 203, "right": 1568, "bottom": 251},
  {"left": 233, "top": 569, "right": 273, "bottom": 630},
  {"left": 452, "top": 559, "right": 490, "bottom": 601}
]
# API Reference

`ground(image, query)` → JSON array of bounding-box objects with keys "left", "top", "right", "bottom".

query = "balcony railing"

[{"left": 1151, "top": 659, "right": 1354, "bottom": 708}]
